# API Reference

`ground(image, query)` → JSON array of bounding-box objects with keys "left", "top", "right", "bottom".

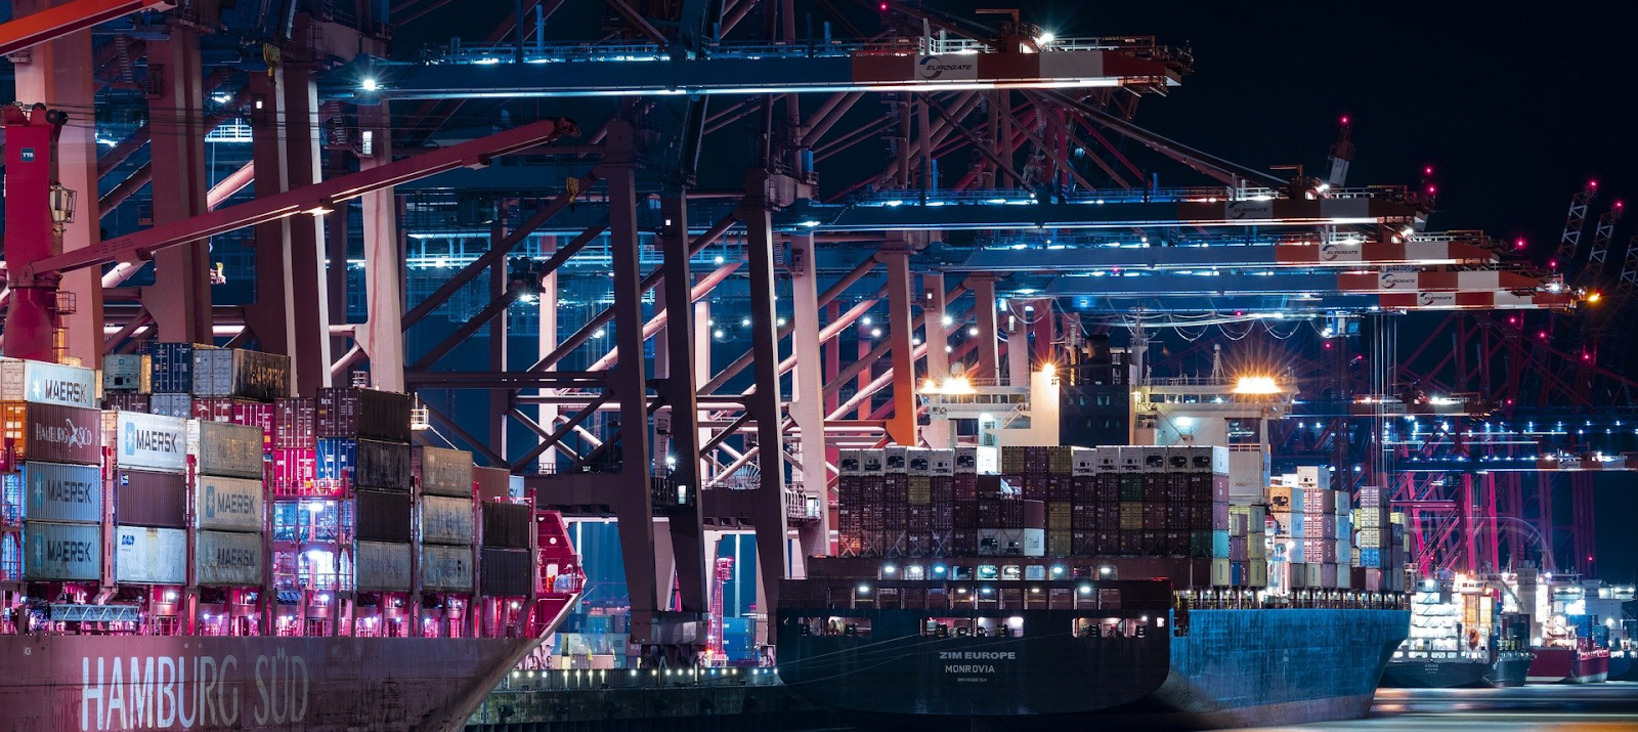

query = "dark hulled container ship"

[
  {"left": 0, "top": 351, "right": 584, "bottom": 731},
  {"left": 778, "top": 443, "right": 1411, "bottom": 728},
  {"left": 1381, "top": 576, "right": 1532, "bottom": 688}
]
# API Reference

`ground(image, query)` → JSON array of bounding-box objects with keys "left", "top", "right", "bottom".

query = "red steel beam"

[
  {"left": 21, "top": 117, "right": 579, "bottom": 281},
  {"left": 0, "top": 0, "right": 172, "bottom": 57}
]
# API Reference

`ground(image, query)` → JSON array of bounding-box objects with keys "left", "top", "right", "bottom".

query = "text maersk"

[
  {"left": 80, "top": 651, "right": 311, "bottom": 731},
  {"left": 37, "top": 378, "right": 90, "bottom": 405},
  {"left": 125, "top": 425, "right": 181, "bottom": 454}
]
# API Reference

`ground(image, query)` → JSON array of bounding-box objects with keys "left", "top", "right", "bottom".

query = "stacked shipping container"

[
  {"left": 1267, "top": 470, "right": 1409, "bottom": 594},
  {"left": 0, "top": 360, "right": 103, "bottom": 583},
  {"left": 837, "top": 444, "right": 1269, "bottom": 588}
]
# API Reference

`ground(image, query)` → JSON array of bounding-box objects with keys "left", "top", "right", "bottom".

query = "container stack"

[
  {"left": 835, "top": 444, "right": 1251, "bottom": 583},
  {"left": 480, "top": 497, "right": 534, "bottom": 597},
  {"left": 417, "top": 446, "right": 476, "bottom": 595},
  {"left": 108, "top": 412, "right": 189, "bottom": 587},
  {"left": 0, "top": 359, "right": 104, "bottom": 584},
  {"left": 190, "top": 421, "right": 266, "bottom": 588},
  {"left": 316, "top": 387, "right": 415, "bottom": 594},
  {"left": 146, "top": 342, "right": 211, "bottom": 418}
]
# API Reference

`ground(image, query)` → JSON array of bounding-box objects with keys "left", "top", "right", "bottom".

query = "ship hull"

[
  {"left": 1380, "top": 652, "right": 1531, "bottom": 689},
  {"left": 0, "top": 634, "right": 544, "bottom": 732},
  {"left": 1526, "top": 647, "right": 1610, "bottom": 684},
  {"left": 777, "top": 607, "right": 1407, "bottom": 729}
]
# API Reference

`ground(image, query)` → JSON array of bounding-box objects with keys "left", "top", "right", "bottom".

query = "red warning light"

[
  {"left": 1340, "top": 115, "right": 1350, "bottom": 125},
  {"left": 1618, "top": 201, "right": 1626, "bottom": 209},
  {"left": 1514, "top": 238, "right": 1526, "bottom": 249},
  {"left": 1590, "top": 180, "right": 1599, "bottom": 188},
  {"left": 1423, "top": 166, "right": 1434, "bottom": 176},
  {"left": 1323, "top": 342, "right": 1333, "bottom": 349},
  {"left": 879, "top": 1, "right": 888, "bottom": 9},
  {"left": 1549, "top": 259, "right": 1558, "bottom": 268},
  {"left": 1427, "top": 185, "right": 1437, "bottom": 194}
]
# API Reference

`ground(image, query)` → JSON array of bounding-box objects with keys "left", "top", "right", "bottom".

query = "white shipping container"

[
  {"left": 195, "top": 530, "right": 263, "bottom": 586},
  {"left": 189, "top": 420, "right": 264, "bottom": 479},
  {"left": 929, "top": 449, "right": 956, "bottom": 477},
  {"left": 22, "top": 462, "right": 103, "bottom": 524},
  {"left": 103, "top": 354, "right": 151, "bottom": 393},
  {"left": 906, "top": 448, "right": 932, "bottom": 476},
  {"left": 1022, "top": 528, "right": 1046, "bottom": 557},
  {"left": 420, "top": 543, "right": 475, "bottom": 593},
  {"left": 1071, "top": 447, "right": 1098, "bottom": 476},
  {"left": 22, "top": 521, "right": 101, "bottom": 581},
  {"left": 356, "top": 540, "right": 412, "bottom": 592},
  {"left": 195, "top": 475, "right": 265, "bottom": 532},
  {"left": 420, "top": 495, "right": 475, "bottom": 545},
  {"left": 973, "top": 445, "right": 999, "bottom": 475},
  {"left": 417, "top": 446, "right": 475, "bottom": 497},
  {"left": 0, "top": 358, "right": 99, "bottom": 408},
  {"left": 114, "top": 526, "right": 187, "bottom": 585},
  {"left": 838, "top": 449, "right": 864, "bottom": 476},
  {"left": 883, "top": 446, "right": 909, "bottom": 473},
  {"left": 112, "top": 412, "right": 188, "bottom": 472}
]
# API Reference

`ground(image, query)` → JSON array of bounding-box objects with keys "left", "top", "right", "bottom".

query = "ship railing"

[{"left": 494, "top": 666, "right": 781, "bottom": 692}]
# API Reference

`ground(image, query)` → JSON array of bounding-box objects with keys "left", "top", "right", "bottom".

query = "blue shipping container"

[{"left": 147, "top": 342, "right": 202, "bottom": 393}]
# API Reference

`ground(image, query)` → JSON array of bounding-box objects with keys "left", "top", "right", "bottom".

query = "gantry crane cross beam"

[
  {"left": 0, "top": 0, "right": 172, "bottom": 57},
  {"left": 344, "top": 42, "right": 1184, "bottom": 99}
]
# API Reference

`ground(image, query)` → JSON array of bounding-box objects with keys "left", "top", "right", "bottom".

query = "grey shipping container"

[
  {"left": 415, "top": 446, "right": 474, "bottom": 497},
  {"left": 114, "top": 469, "right": 187, "bottom": 529},
  {"left": 194, "top": 530, "right": 263, "bottom": 586},
  {"left": 190, "top": 420, "right": 264, "bottom": 479},
  {"left": 355, "top": 540, "right": 412, "bottom": 592},
  {"left": 149, "top": 393, "right": 193, "bottom": 419},
  {"left": 480, "top": 547, "right": 532, "bottom": 597},
  {"left": 21, "top": 462, "right": 102, "bottom": 524},
  {"left": 356, "top": 489, "right": 413, "bottom": 543},
  {"left": 420, "top": 495, "right": 474, "bottom": 545},
  {"left": 315, "top": 388, "right": 412, "bottom": 442},
  {"left": 114, "top": 526, "right": 187, "bottom": 585},
  {"left": 420, "top": 544, "right": 475, "bottom": 593},
  {"left": 22, "top": 521, "right": 101, "bottom": 581},
  {"left": 481, "top": 501, "right": 533, "bottom": 549},
  {"left": 191, "top": 348, "right": 291, "bottom": 402},
  {"left": 195, "top": 475, "right": 265, "bottom": 533},
  {"left": 103, "top": 353, "right": 151, "bottom": 393}
]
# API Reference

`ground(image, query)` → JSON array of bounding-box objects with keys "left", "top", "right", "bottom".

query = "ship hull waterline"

[{"left": 777, "top": 607, "right": 1409, "bottom": 730}]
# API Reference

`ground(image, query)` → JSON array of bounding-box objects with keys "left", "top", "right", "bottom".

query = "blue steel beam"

[{"left": 336, "top": 39, "right": 1185, "bottom": 100}]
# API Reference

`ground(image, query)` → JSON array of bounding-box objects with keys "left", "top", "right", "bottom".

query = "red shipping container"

[
  {"left": 883, "top": 473, "right": 909, "bottom": 503},
  {"left": 1071, "top": 475, "right": 1097, "bottom": 503},
  {"left": 231, "top": 401, "right": 276, "bottom": 450},
  {"left": 1047, "top": 475, "right": 1072, "bottom": 501},
  {"left": 103, "top": 393, "right": 152, "bottom": 413},
  {"left": 929, "top": 475, "right": 954, "bottom": 503},
  {"left": 953, "top": 473, "right": 978, "bottom": 501},
  {"left": 932, "top": 505, "right": 955, "bottom": 531},
  {"left": 884, "top": 503, "right": 908, "bottom": 530},
  {"left": 269, "top": 447, "right": 318, "bottom": 496},
  {"left": 275, "top": 397, "right": 316, "bottom": 449},
  {"left": 1212, "top": 502, "right": 1230, "bottom": 531}
]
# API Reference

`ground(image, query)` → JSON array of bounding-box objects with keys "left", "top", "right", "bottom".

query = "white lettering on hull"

[{"left": 79, "top": 653, "right": 294, "bottom": 731}]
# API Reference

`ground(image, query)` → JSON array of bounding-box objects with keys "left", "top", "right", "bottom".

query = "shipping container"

[
  {"left": 149, "top": 393, "right": 193, "bottom": 419},
  {"left": 147, "top": 342, "right": 211, "bottom": 393},
  {"left": 191, "top": 347, "right": 291, "bottom": 402},
  {"left": 482, "top": 501, "right": 533, "bottom": 549},
  {"left": 21, "top": 462, "right": 102, "bottom": 524},
  {"left": 0, "top": 403, "right": 103, "bottom": 466},
  {"left": 114, "top": 526, "right": 187, "bottom": 585},
  {"left": 473, "top": 466, "right": 512, "bottom": 502},
  {"left": 421, "top": 495, "right": 475, "bottom": 545},
  {"left": 195, "top": 530, "right": 263, "bottom": 586},
  {"left": 269, "top": 448, "right": 317, "bottom": 494},
  {"left": 103, "top": 393, "right": 151, "bottom": 413},
  {"left": 113, "top": 469, "right": 187, "bottom": 528},
  {"left": 417, "top": 446, "right": 475, "bottom": 497},
  {"left": 21, "top": 521, "right": 102, "bottom": 581},
  {"left": 195, "top": 476, "right": 265, "bottom": 532},
  {"left": 108, "top": 411, "right": 187, "bottom": 472},
  {"left": 274, "top": 397, "right": 316, "bottom": 449},
  {"left": 480, "top": 547, "right": 532, "bottom": 596},
  {"left": 356, "top": 489, "right": 413, "bottom": 543},
  {"left": 0, "top": 359, "right": 98, "bottom": 408},
  {"left": 356, "top": 540, "right": 412, "bottom": 592},
  {"left": 315, "top": 438, "right": 412, "bottom": 491},
  {"left": 421, "top": 543, "right": 475, "bottom": 593},
  {"left": 190, "top": 420, "right": 264, "bottom": 479},
  {"left": 316, "top": 387, "right": 413, "bottom": 442},
  {"left": 103, "top": 354, "right": 152, "bottom": 394}
]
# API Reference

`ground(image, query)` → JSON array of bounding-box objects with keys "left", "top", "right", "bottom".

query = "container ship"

[
  {"left": 0, "top": 348, "right": 583, "bottom": 731},
  {"left": 776, "top": 370, "right": 1411, "bottom": 727},
  {"left": 1380, "top": 572, "right": 1532, "bottom": 688},
  {"left": 1516, "top": 569, "right": 1624, "bottom": 684}
]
